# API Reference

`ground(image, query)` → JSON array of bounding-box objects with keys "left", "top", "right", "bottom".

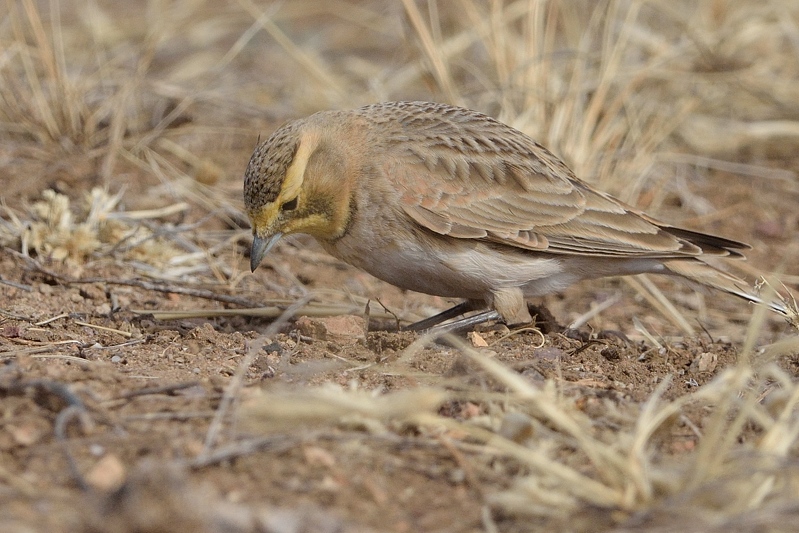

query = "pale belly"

[
  {"left": 317, "top": 215, "right": 674, "bottom": 305},
  {"left": 319, "top": 226, "right": 576, "bottom": 301}
]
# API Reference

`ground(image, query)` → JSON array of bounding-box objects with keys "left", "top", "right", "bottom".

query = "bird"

[{"left": 244, "top": 101, "right": 790, "bottom": 330}]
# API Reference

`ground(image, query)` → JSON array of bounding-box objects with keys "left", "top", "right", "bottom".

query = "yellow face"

[{"left": 244, "top": 123, "right": 351, "bottom": 271}]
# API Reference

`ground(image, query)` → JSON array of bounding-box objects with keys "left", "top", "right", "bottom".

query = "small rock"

[
  {"left": 467, "top": 331, "right": 488, "bottom": 347},
  {"left": 38, "top": 283, "right": 54, "bottom": 295},
  {"left": 295, "top": 315, "right": 366, "bottom": 345},
  {"left": 449, "top": 468, "right": 466, "bottom": 484},
  {"left": 90, "top": 444, "right": 105, "bottom": 456},
  {"left": 498, "top": 412, "right": 535, "bottom": 443},
  {"left": 261, "top": 341, "right": 283, "bottom": 355},
  {"left": 534, "top": 347, "right": 565, "bottom": 360},
  {"left": 2, "top": 325, "right": 23, "bottom": 338},
  {"left": 459, "top": 402, "right": 481, "bottom": 419},
  {"left": 690, "top": 352, "right": 718, "bottom": 374},
  {"left": 9, "top": 423, "right": 44, "bottom": 446},
  {"left": 601, "top": 346, "right": 621, "bottom": 361},
  {"left": 86, "top": 454, "right": 126, "bottom": 491},
  {"left": 671, "top": 439, "right": 696, "bottom": 453},
  {"left": 303, "top": 446, "right": 337, "bottom": 468}
]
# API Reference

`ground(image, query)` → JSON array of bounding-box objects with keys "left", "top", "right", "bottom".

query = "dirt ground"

[
  {"left": 2, "top": 188, "right": 797, "bottom": 532},
  {"left": 1, "top": 243, "right": 794, "bottom": 533},
  {"left": 2, "top": 2, "right": 799, "bottom": 533}
]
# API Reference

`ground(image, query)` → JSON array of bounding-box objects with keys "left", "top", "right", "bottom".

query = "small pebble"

[
  {"left": 498, "top": 411, "right": 535, "bottom": 443},
  {"left": 468, "top": 331, "right": 488, "bottom": 347},
  {"left": 89, "top": 444, "right": 105, "bottom": 456},
  {"left": 449, "top": 468, "right": 466, "bottom": 484},
  {"left": 295, "top": 315, "right": 366, "bottom": 345}
]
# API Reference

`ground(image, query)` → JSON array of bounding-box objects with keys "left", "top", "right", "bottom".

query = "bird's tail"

[{"left": 663, "top": 260, "right": 797, "bottom": 324}]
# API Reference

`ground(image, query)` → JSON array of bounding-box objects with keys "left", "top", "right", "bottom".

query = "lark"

[{"left": 244, "top": 101, "right": 788, "bottom": 329}]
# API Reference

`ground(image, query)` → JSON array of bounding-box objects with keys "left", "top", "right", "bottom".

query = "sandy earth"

[
  {"left": 1, "top": 212, "right": 796, "bottom": 532},
  {"left": 2, "top": 2, "right": 799, "bottom": 532}
]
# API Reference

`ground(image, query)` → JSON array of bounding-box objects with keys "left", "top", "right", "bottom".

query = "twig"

[
  {"left": 78, "top": 278, "right": 259, "bottom": 308},
  {"left": 0, "top": 309, "right": 33, "bottom": 320},
  {"left": 0, "top": 341, "right": 83, "bottom": 358},
  {"left": 133, "top": 304, "right": 398, "bottom": 321},
  {"left": 90, "top": 338, "right": 147, "bottom": 350},
  {"left": 0, "top": 276, "right": 33, "bottom": 291},
  {"left": 9, "top": 250, "right": 259, "bottom": 307},
  {"left": 3, "top": 378, "right": 86, "bottom": 408},
  {"left": 74, "top": 321, "right": 135, "bottom": 338},
  {"left": 106, "top": 202, "right": 190, "bottom": 220},
  {"left": 568, "top": 339, "right": 605, "bottom": 357},
  {"left": 568, "top": 293, "right": 622, "bottom": 330},
  {"left": 3, "top": 378, "right": 91, "bottom": 491},
  {"left": 54, "top": 405, "right": 90, "bottom": 491},
  {"left": 374, "top": 297, "right": 401, "bottom": 331},
  {"left": 490, "top": 327, "right": 546, "bottom": 348},
  {"left": 34, "top": 313, "right": 70, "bottom": 326},
  {"left": 189, "top": 435, "right": 296, "bottom": 468},
  {"left": 115, "top": 381, "right": 201, "bottom": 400},
  {"left": 121, "top": 411, "right": 215, "bottom": 422}
]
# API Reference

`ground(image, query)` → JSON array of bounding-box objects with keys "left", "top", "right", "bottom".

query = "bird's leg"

[
  {"left": 406, "top": 299, "right": 506, "bottom": 336},
  {"left": 422, "top": 309, "right": 502, "bottom": 337},
  {"left": 404, "top": 300, "right": 482, "bottom": 331},
  {"left": 490, "top": 288, "right": 532, "bottom": 326},
  {"left": 405, "top": 292, "right": 540, "bottom": 336}
]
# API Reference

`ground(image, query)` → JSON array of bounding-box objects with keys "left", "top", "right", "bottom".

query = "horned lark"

[{"left": 244, "top": 101, "right": 788, "bottom": 328}]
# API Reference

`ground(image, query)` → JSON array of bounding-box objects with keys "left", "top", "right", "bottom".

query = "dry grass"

[
  {"left": 2, "top": 0, "right": 799, "bottom": 531},
  {"left": 241, "top": 327, "right": 799, "bottom": 527}
]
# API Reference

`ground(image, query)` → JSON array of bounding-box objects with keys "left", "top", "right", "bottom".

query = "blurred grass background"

[
  {"left": 2, "top": 2, "right": 799, "bottom": 529},
  {"left": 3, "top": 0, "right": 798, "bottom": 207},
  {"left": 2, "top": 0, "right": 798, "bottom": 334}
]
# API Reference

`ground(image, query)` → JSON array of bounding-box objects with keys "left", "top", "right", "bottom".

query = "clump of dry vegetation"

[
  {"left": 1, "top": 1, "right": 799, "bottom": 532},
  {"left": 0, "top": 188, "right": 191, "bottom": 266}
]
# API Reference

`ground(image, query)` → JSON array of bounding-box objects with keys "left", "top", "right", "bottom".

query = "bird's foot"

[
  {"left": 404, "top": 302, "right": 566, "bottom": 338},
  {"left": 415, "top": 310, "right": 502, "bottom": 338},
  {"left": 404, "top": 301, "right": 481, "bottom": 332}
]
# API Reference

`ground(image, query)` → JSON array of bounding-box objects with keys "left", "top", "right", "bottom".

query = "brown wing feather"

[{"left": 367, "top": 101, "right": 737, "bottom": 258}]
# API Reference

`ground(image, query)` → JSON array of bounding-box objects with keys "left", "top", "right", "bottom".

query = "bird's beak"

[{"left": 250, "top": 232, "right": 283, "bottom": 272}]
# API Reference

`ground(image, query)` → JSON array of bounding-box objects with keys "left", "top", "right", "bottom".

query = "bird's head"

[{"left": 243, "top": 114, "right": 359, "bottom": 272}]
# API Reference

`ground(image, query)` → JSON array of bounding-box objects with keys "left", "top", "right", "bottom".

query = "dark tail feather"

[{"left": 662, "top": 226, "right": 750, "bottom": 258}]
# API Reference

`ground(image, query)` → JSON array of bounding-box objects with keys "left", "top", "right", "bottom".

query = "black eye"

[{"left": 280, "top": 197, "right": 298, "bottom": 212}]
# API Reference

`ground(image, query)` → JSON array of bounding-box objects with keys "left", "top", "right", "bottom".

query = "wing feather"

[{"left": 366, "top": 102, "right": 746, "bottom": 259}]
